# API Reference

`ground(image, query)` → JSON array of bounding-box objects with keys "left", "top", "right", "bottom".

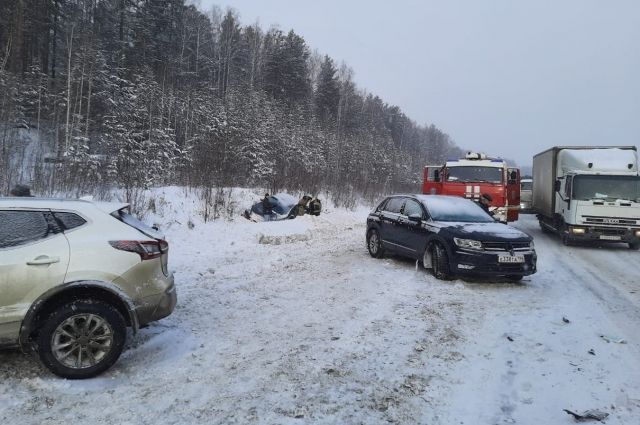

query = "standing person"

[
  {"left": 262, "top": 193, "right": 272, "bottom": 214},
  {"left": 10, "top": 184, "right": 34, "bottom": 197},
  {"left": 296, "top": 195, "right": 311, "bottom": 217},
  {"left": 308, "top": 197, "right": 322, "bottom": 216},
  {"left": 478, "top": 193, "right": 493, "bottom": 216}
]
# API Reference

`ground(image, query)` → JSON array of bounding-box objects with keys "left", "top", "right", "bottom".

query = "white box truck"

[{"left": 532, "top": 146, "right": 640, "bottom": 249}]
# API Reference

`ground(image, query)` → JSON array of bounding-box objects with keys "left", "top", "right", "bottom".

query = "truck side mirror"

[
  {"left": 433, "top": 170, "right": 440, "bottom": 182},
  {"left": 554, "top": 180, "right": 561, "bottom": 192}
]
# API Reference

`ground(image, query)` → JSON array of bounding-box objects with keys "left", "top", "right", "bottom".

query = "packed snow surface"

[{"left": 1, "top": 190, "right": 639, "bottom": 424}]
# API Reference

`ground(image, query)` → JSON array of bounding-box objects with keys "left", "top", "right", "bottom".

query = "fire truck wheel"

[{"left": 431, "top": 243, "right": 453, "bottom": 280}]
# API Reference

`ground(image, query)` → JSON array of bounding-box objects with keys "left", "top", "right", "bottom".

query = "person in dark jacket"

[
  {"left": 478, "top": 193, "right": 493, "bottom": 216},
  {"left": 262, "top": 193, "right": 273, "bottom": 215},
  {"left": 308, "top": 198, "right": 322, "bottom": 216}
]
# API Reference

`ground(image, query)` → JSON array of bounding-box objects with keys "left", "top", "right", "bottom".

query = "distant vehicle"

[
  {"left": 366, "top": 195, "right": 537, "bottom": 281},
  {"left": 243, "top": 193, "right": 298, "bottom": 221},
  {"left": 520, "top": 178, "right": 533, "bottom": 213},
  {"left": 423, "top": 152, "right": 521, "bottom": 222},
  {"left": 0, "top": 198, "right": 177, "bottom": 379},
  {"left": 242, "top": 193, "right": 321, "bottom": 222},
  {"left": 532, "top": 146, "right": 640, "bottom": 249}
]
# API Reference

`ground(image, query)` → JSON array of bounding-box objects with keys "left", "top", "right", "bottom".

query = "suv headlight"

[
  {"left": 454, "top": 238, "right": 483, "bottom": 250},
  {"left": 529, "top": 240, "right": 535, "bottom": 249}
]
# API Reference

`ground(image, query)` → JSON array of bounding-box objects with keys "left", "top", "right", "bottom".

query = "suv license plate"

[
  {"left": 600, "top": 235, "right": 621, "bottom": 241},
  {"left": 498, "top": 255, "right": 525, "bottom": 263}
]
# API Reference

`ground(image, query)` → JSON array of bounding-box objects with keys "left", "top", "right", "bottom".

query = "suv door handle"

[{"left": 27, "top": 256, "right": 60, "bottom": 266}]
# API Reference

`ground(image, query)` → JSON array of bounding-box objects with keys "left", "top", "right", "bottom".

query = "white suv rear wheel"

[{"left": 37, "top": 300, "right": 126, "bottom": 379}]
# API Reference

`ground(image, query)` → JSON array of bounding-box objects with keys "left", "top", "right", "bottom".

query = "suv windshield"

[
  {"left": 572, "top": 175, "right": 640, "bottom": 202},
  {"left": 521, "top": 181, "right": 533, "bottom": 191},
  {"left": 422, "top": 197, "right": 494, "bottom": 222},
  {"left": 446, "top": 166, "right": 502, "bottom": 183}
]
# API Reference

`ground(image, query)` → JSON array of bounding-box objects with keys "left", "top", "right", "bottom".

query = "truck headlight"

[
  {"left": 454, "top": 238, "right": 483, "bottom": 250},
  {"left": 570, "top": 227, "right": 586, "bottom": 234},
  {"left": 635, "top": 230, "right": 640, "bottom": 237}
]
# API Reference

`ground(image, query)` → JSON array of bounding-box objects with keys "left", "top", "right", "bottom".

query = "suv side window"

[
  {"left": 53, "top": 212, "right": 87, "bottom": 231},
  {"left": 403, "top": 199, "right": 423, "bottom": 217},
  {"left": 0, "top": 210, "right": 50, "bottom": 249},
  {"left": 375, "top": 199, "right": 388, "bottom": 212},
  {"left": 384, "top": 197, "right": 404, "bottom": 214}
]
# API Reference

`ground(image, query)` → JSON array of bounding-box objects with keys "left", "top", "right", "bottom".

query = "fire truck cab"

[{"left": 422, "top": 152, "right": 521, "bottom": 222}]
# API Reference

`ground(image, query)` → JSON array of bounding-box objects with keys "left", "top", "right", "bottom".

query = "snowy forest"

[{"left": 0, "top": 0, "right": 462, "bottom": 205}]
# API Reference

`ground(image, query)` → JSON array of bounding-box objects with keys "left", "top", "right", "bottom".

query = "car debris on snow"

[
  {"left": 563, "top": 408, "right": 609, "bottom": 422},
  {"left": 599, "top": 334, "right": 627, "bottom": 344},
  {"left": 588, "top": 349, "right": 596, "bottom": 355},
  {"left": 563, "top": 316, "right": 571, "bottom": 323}
]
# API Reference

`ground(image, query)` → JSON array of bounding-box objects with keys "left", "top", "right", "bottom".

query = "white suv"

[{"left": 0, "top": 198, "right": 176, "bottom": 379}]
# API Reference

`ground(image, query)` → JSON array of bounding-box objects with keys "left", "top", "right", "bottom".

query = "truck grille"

[
  {"left": 582, "top": 216, "right": 639, "bottom": 226},
  {"left": 592, "top": 227, "right": 627, "bottom": 236},
  {"left": 482, "top": 241, "right": 531, "bottom": 252}
]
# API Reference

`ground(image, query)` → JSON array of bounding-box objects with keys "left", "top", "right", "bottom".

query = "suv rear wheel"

[{"left": 36, "top": 300, "right": 127, "bottom": 379}]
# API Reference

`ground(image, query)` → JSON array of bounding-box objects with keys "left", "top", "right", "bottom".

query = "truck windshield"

[
  {"left": 446, "top": 166, "right": 502, "bottom": 183},
  {"left": 572, "top": 175, "right": 640, "bottom": 202}
]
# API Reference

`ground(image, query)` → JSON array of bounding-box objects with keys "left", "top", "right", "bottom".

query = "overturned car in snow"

[{"left": 243, "top": 193, "right": 322, "bottom": 222}]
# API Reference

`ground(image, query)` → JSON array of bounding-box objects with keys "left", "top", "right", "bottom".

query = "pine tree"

[{"left": 314, "top": 55, "right": 340, "bottom": 125}]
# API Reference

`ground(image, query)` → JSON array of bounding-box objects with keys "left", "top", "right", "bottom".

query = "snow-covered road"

[{"left": 1, "top": 203, "right": 639, "bottom": 424}]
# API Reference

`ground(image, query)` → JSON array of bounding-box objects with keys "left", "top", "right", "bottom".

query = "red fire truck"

[{"left": 422, "top": 152, "right": 521, "bottom": 222}]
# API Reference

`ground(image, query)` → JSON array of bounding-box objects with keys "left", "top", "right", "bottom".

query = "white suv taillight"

[{"left": 109, "top": 240, "right": 168, "bottom": 261}]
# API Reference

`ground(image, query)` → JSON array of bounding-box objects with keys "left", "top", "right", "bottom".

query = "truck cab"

[
  {"left": 533, "top": 146, "right": 640, "bottom": 249},
  {"left": 423, "top": 152, "right": 521, "bottom": 222}
]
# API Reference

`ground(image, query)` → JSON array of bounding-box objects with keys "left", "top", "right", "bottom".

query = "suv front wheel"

[
  {"left": 431, "top": 243, "right": 453, "bottom": 280},
  {"left": 36, "top": 300, "right": 127, "bottom": 379}
]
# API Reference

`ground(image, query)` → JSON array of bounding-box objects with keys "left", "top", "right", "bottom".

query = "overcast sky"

[{"left": 199, "top": 0, "right": 640, "bottom": 165}]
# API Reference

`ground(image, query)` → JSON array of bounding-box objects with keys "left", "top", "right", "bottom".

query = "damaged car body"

[{"left": 243, "top": 193, "right": 321, "bottom": 222}]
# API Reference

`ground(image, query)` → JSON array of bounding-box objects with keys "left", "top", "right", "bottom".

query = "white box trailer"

[{"left": 532, "top": 146, "right": 640, "bottom": 249}]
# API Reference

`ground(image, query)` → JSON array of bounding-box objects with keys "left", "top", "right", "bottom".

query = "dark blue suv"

[{"left": 366, "top": 195, "right": 537, "bottom": 281}]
